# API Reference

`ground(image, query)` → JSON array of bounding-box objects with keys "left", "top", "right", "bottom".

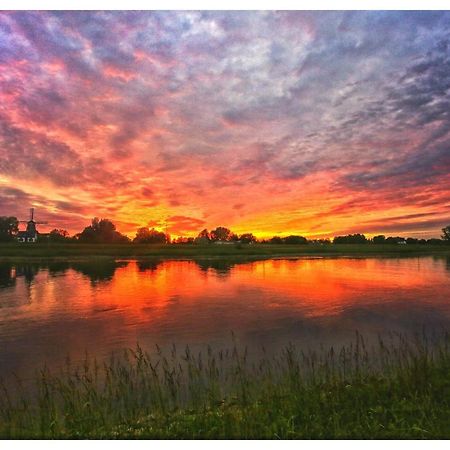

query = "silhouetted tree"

[
  {"left": 269, "top": 236, "right": 283, "bottom": 244},
  {"left": 77, "top": 218, "right": 130, "bottom": 243},
  {"left": 283, "top": 235, "right": 308, "bottom": 245},
  {"left": 442, "top": 226, "right": 450, "bottom": 242},
  {"left": 385, "top": 236, "right": 405, "bottom": 244},
  {"left": 49, "top": 229, "right": 70, "bottom": 242},
  {"left": 333, "top": 234, "right": 367, "bottom": 244},
  {"left": 372, "top": 235, "right": 386, "bottom": 244},
  {"left": 311, "top": 239, "right": 331, "bottom": 245},
  {"left": 134, "top": 227, "right": 152, "bottom": 243},
  {"left": 133, "top": 227, "right": 168, "bottom": 244},
  {"left": 406, "top": 237, "right": 419, "bottom": 245},
  {"left": 239, "top": 233, "right": 257, "bottom": 244},
  {"left": 194, "top": 229, "right": 210, "bottom": 244},
  {"left": 0, "top": 216, "right": 19, "bottom": 241},
  {"left": 210, "top": 227, "right": 233, "bottom": 242},
  {"left": 427, "top": 238, "right": 444, "bottom": 245}
]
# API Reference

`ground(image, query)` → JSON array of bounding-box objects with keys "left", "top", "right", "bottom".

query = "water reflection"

[
  {"left": 0, "top": 260, "right": 131, "bottom": 289},
  {"left": 0, "top": 256, "right": 449, "bottom": 379},
  {"left": 136, "top": 260, "right": 161, "bottom": 273},
  {"left": 194, "top": 258, "right": 237, "bottom": 275},
  {"left": 0, "top": 263, "right": 42, "bottom": 290},
  {"left": 70, "top": 260, "right": 129, "bottom": 284},
  {"left": 0, "top": 264, "right": 15, "bottom": 289},
  {"left": 16, "top": 264, "right": 40, "bottom": 284}
]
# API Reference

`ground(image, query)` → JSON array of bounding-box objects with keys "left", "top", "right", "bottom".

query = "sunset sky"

[{"left": 0, "top": 11, "right": 449, "bottom": 238}]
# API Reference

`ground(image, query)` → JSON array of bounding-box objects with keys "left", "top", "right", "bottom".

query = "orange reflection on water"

[
  {"left": 5, "top": 257, "right": 449, "bottom": 321},
  {"left": 230, "top": 257, "right": 448, "bottom": 316},
  {"left": 1, "top": 256, "right": 450, "bottom": 379}
]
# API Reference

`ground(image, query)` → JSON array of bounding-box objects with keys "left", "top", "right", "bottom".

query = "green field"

[
  {"left": 1, "top": 334, "right": 449, "bottom": 438},
  {"left": 0, "top": 242, "right": 449, "bottom": 262}
]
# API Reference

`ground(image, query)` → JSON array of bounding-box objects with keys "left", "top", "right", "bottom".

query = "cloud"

[
  {"left": 345, "top": 217, "right": 450, "bottom": 236},
  {"left": 0, "top": 115, "right": 85, "bottom": 186},
  {"left": 167, "top": 215, "right": 206, "bottom": 234},
  {"left": 0, "top": 11, "right": 449, "bottom": 238}
]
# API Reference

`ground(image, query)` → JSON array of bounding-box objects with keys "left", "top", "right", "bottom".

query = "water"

[{"left": 0, "top": 256, "right": 449, "bottom": 380}]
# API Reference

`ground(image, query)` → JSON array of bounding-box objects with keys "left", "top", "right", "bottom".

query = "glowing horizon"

[{"left": 1, "top": 11, "right": 449, "bottom": 239}]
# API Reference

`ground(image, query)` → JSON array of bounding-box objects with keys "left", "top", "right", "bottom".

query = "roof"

[{"left": 17, "top": 230, "right": 37, "bottom": 238}]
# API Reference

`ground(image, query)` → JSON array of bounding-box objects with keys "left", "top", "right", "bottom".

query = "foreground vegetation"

[
  {"left": 0, "top": 242, "right": 449, "bottom": 261},
  {"left": 1, "top": 333, "right": 450, "bottom": 438}
]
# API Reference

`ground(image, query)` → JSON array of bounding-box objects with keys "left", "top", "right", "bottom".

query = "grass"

[
  {"left": 0, "top": 242, "right": 449, "bottom": 262},
  {"left": 1, "top": 333, "right": 450, "bottom": 438}
]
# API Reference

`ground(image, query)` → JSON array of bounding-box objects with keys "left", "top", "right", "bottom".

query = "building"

[
  {"left": 17, "top": 208, "right": 48, "bottom": 243},
  {"left": 17, "top": 219, "right": 38, "bottom": 242}
]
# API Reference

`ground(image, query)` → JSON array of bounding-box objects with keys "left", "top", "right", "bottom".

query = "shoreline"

[{"left": 0, "top": 243, "right": 449, "bottom": 263}]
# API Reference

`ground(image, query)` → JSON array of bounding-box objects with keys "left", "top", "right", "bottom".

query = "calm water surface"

[{"left": 0, "top": 256, "right": 449, "bottom": 379}]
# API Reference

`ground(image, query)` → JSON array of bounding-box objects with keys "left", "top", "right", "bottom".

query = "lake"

[{"left": 1, "top": 256, "right": 449, "bottom": 380}]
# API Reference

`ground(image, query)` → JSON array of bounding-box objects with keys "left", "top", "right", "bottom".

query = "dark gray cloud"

[{"left": 0, "top": 115, "right": 85, "bottom": 186}]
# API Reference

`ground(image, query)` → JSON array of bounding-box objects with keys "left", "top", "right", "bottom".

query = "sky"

[{"left": 0, "top": 11, "right": 449, "bottom": 239}]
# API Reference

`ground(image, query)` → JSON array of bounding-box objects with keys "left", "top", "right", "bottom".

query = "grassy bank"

[
  {"left": 1, "top": 334, "right": 450, "bottom": 438},
  {"left": 0, "top": 242, "right": 449, "bottom": 261}
]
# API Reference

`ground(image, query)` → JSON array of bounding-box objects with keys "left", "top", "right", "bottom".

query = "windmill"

[{"left": 17, "top": 208, "right": 48, "bottom": 243}]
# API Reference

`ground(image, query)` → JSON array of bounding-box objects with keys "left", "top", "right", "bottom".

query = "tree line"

[{"left": 1, "top": 215, "right": 449, "bottom": 245}]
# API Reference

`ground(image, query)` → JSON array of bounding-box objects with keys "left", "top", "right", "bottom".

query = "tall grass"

[{"left": 1, "top": 332, "right": 450, "bottom": 438}]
